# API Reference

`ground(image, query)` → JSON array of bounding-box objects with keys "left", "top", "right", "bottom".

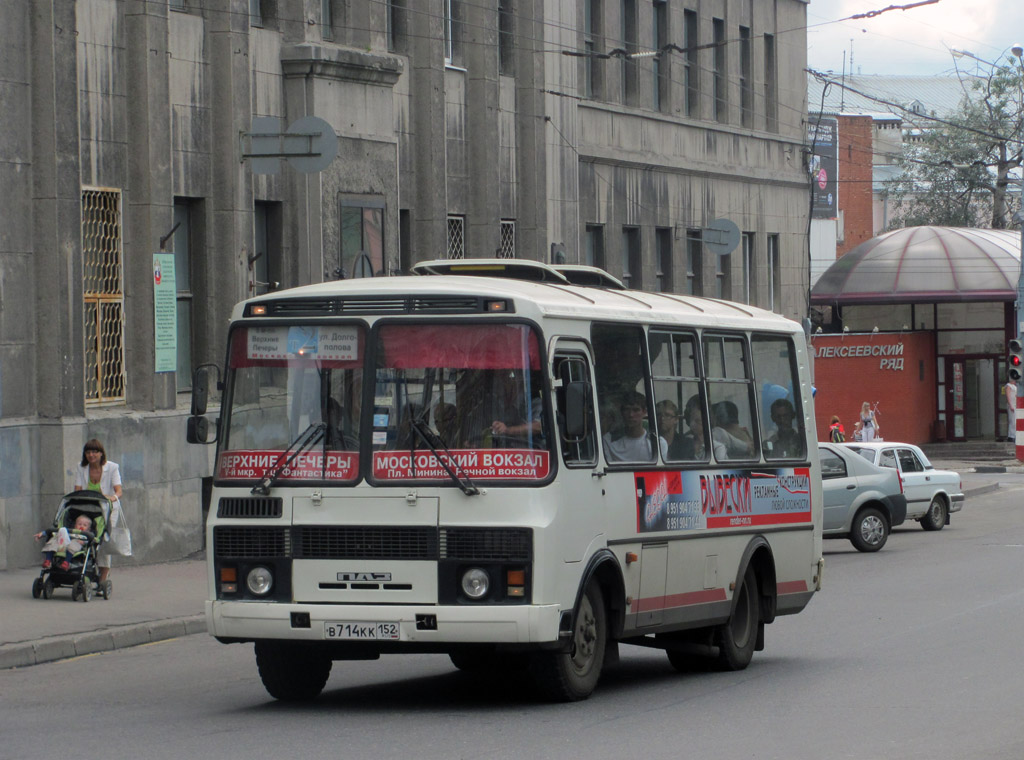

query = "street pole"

[{"left": 1014, "top": 45, "right": 1024, "bottom": 462}]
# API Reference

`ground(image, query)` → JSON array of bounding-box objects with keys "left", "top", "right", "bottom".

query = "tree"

[{"left": 881, "top": 55, "right": 1023, "bottom": 230}]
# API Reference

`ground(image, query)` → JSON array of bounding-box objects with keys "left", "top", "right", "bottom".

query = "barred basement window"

[
  {"left": 82, "top": 188, "right": 126, "bottom": 404},
  {"left": 447, "top": 216, "right": 465, "bottom": 259},
  {"left": 499, "top": 220, "right": 516, "bottom": 258}
]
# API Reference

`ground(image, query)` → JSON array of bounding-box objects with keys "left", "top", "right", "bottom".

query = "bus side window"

[
  {"left": 650, "top": 330, "right": 706, "bottom": 463},
  {"left": 752, "top": 334, "right": 805, "bottom": 461},
  {"left": 554, "top": 355, "right": 597, "bottom": 466},
  {"left": 704, "top": 334, "right": 758, "bottom": 461}
]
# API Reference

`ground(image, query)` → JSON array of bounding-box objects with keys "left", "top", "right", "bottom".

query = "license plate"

[{"left": 324, "top": 621, "right": 400, "bottom": 640}]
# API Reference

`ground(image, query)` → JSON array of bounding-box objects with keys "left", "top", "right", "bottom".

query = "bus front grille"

[
  {"left": 293, "top": 526, "right": 437, "bottom": 560},
  {"left": 214, "top": 526, "right": 290, "bottom": 558},
  {"left": 217, "top": 496, "right": 283, "bottom": 519},
  {"left": 440, "top": 528, "right": 533, "bottom": 561}
]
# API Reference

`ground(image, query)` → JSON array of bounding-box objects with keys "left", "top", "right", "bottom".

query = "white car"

[{"left": 841, "top": 442, "right": 964, "bottom": 531}]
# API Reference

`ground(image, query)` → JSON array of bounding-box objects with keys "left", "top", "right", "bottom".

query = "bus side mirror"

[
  {"left": 191, "top": 366, "right": 211, "bottom": 415},
  {"left": 564, "top": 380, "right": 589, "bottom": 439},
  {"left": 186, "top": 416, "right": 210, "bottom": 444}
]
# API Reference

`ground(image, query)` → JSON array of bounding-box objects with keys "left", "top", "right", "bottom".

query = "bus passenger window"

[
  {"left": 752, "top": 335, "right": 805, "bottom": 461},
  {"left": 591, "top": 324, "right": 655, "bottom": 465},
  {"left": 649, "top": 330, "right": 705, "bottom": 462},
  {"left": 704, "top": 334, "right": 758, "bottom": 461}
]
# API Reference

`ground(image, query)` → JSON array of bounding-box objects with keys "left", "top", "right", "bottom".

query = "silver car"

[
  {"left": 842, "top": 442, "right": 964, "bottom": 531},
  {"left": 819, "top": 442, "right": 908, "bottom": 552}
]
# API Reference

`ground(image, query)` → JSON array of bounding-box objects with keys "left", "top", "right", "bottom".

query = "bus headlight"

[
  {"left": 460, "top": 568, "right": 490, "bottom": 599},
  {"left": 246, "top": 566, "right": 274, "bottom": 596}
]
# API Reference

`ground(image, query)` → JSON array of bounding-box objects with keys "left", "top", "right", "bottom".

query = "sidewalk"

[
  {"left": 2, "top": 461, "right": 1020, "bottom": 670},
  {"left": 0, "top": 554, "right": 207, "bottom": 670}
]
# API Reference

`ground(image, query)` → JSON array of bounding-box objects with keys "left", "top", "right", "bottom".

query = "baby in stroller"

[
  {"left": 36, "top": 514, "right": 94, "bottom": 571},
  {"left": 32, "top": 492, "right": 112, "bottom": 602}
]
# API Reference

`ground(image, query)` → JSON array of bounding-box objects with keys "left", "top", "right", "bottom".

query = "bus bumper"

[{"left": 206, "top": 600, "right": 563, "bottom": 645}]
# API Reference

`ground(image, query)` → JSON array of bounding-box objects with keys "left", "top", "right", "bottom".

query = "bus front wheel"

[
  {"left": 255, "top": 641, "right": 332, "bottom": 701},
  {"left": 715, "top": 566, "right": 759, "bottom": 671},
  {"left": 530, "top": 583, "right": 606, "bottom": 702}
]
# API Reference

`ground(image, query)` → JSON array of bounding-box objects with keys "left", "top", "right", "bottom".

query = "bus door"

[{"left": 552, "top": 342, "right": 606, "bottom": 563}]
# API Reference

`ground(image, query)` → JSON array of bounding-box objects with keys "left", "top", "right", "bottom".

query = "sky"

[{"left": 806, "top": 0, "right": 1024, "bottom": 77}]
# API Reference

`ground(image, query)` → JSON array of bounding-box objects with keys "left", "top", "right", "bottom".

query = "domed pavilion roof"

[{"left": 810, "top": 226, "right": 1022, "bottom": 306}]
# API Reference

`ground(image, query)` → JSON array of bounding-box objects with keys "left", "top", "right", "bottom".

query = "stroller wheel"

[
  {"left": 32, "top": 577, "right": 44, "bottom": 599},
  {"left": 42, "top": 578, "right": 54, "bottom": 599},
  {"left": 77, "top": 580, "right": 92, "bottom": 603},
  {"left": 101, "top": 580, "right": 112, "bottom": 600},
  {"left": 71, "top": 583, "right": 80, "bottom": 602}
]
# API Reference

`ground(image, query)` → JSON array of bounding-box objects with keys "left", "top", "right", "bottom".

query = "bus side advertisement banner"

[
  {"left": 372, "top": 450, "right": 549, "bottom": 481},
  {"left": 217, "top": 450, "right": 359, "bottom": 480},
  {"left": 634, "top": 468, "right": 812, "bottom": 532}
]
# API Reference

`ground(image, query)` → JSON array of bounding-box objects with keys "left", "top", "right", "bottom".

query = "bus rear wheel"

[
  {"left": 530, "top": 583, "right": 606, "bottom": 701},
  {"left": 255, "top": 641, "right": 332, "bottom": 701},
  {"left": 715, "top": 566, "right": 759, "bottom": 671}
]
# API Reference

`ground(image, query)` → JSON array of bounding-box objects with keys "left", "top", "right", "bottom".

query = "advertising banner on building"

[{"left": 808, "top": 117, "right": 839, "bottom": 219}]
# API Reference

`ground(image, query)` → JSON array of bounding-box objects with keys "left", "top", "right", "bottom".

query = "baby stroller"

[{"left": 32, "top": 491, "right": 112, "bottom": 602}]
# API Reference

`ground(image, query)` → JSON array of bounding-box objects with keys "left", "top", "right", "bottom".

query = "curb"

[{"left": 0, "top": 615, "right": 206, "bottom": 670}]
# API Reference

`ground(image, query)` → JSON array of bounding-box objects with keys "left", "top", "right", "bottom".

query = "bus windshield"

[
  {"left": 216, "top": 321, "right": 552, "bottom": 485},
  {"left": 218, "top": 324, "right": 365, "bottom": 483},
  {"left": 370, "top": 323, "right": 551, "bottom": 483}
]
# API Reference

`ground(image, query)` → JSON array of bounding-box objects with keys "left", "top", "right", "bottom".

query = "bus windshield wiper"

[
  {"left": 410, "top": 418, "right": 480, "bottom": 496},
  {"left": 251, "top": 422, "right": 326, "bottom": 495}
]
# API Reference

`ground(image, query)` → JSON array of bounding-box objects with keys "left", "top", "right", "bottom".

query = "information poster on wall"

[
  {"left": 153, "top": 253, "right": 177, "bottom": 373},
  {"left": 808, "top": 116, "right": 839, "bottom": 219}
]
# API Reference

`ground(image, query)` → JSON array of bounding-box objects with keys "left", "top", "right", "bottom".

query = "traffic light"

[{"left": 1009, "top": 338, "right": 1023, "bottom": 382}]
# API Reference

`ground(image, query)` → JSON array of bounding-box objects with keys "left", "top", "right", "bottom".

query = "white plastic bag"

[{"left": 54, "top": 527, "right": 71, "bottom": 551}]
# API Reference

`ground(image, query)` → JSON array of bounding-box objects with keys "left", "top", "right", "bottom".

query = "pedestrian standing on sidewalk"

[
  {"left": 1005, "top": 379, "right": 1017, "bottom": 443},
  {"left": 74, "top": 439, "right": 123, "bottom": 584},
  {"left": 860, "top": 402, "right": 880, "bottom": 442}
]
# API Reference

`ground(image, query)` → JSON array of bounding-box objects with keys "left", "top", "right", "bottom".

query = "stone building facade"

[{"left": 0, "top": 0, "right": 810, "bottom": 568}]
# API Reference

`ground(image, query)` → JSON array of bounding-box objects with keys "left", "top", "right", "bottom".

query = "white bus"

[{"left": 187, "top": 259, "right": 823, "bottom": 702}]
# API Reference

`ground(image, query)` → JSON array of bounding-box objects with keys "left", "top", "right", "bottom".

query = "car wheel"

[
  {"left": 255, "top": 641, "right": 332, "bottom": 701},
  {"left": 850, "top": 506, "right": 889, "bottom": 552},
  {"left": 920, "top": 496, "right": 947, "bottom": 531},
  {"left": 530, "top": 583, "right": 606, "bottom": 701},
  {"left": 715, "top": 566, "right": 760, "bottom": 671}
]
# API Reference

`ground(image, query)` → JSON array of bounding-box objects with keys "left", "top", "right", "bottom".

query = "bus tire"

[
  {"left": 920, "top": 496, "right": 947, "bottom": 531},
  {"left": 715, "top": 566, "right": 759, "bottom": 671},
  {"left": 255, "top": 641, "right": 332, "bottom": 701},
  {"left": 530, "top": 583, "right": 606, "bottom": 701}
]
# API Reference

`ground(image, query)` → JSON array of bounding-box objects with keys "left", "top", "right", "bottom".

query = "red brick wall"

[
  {"left": 836, "top": 115, "right": 874, "bottom": 257},
  {"left": 811, "top": 332, "right": 936, "bottom": 444}
]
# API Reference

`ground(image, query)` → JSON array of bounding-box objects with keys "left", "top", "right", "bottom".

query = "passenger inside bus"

[
  {"left": 603, "top": 391, "right": 657, "bottom": 462},
  {"left": 656, "top": 400, "right": 685, "bottom": 460},
  {"left": 488, "top": 370, "right": 544, "bottom": 447},
  {"left": 764, "top": 398, "right": 802, "bottom": 458},
  {"left": 711, "top": 400, "right": 754, "bottom": 458},
  {"left": 675, "top": 395, "right": 722, "bottom": 460}
]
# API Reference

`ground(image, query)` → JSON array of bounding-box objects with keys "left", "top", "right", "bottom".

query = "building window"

[
  {"left": 172, "top": 200, "right": 194, "bottom": 391},
  {"left": 447, "top": 215, "right": 466, "bottom": 259},
  {"left": 653, "top": 0, "right": 668, "bottom": 111},
  {"left": 716, "top": 251, "right": 731, "bottom": 300},
  {"left": 742, "top": 232, "right": 755, "bottom": 304},
  {"left": 341, "top": 198, "right": 385, "bottom": 278},
  {"left": 387, "top": 0, "right": 406, "bottom": 52},
  {"left": 82, "top": 188, "right": 126, "bottom": 405},
  {"left": 621, "top": 0, "right": 638, "bottom": 106},
  {"left": 712, "top": 17, "right": 726, "bottom": 122},
  {"left": 170, "top": 0, "right": 186, "bottom": 10},
  {"left": 739, "top": 26, "right": 752, "bottom": 128},
  {"left": 249, "top": 0, "right": 263, "bottom": 27},
  {"left": 655, "top": 228, "right": 673, "bottom": 292},
  {"left": 584, "top": 0, "right": 603, "bottom": 99},
  {"left": 622, "top": 226, "right": 641, "bottom": 289},
  {"left": 764, "top": 33, "right": 777, "bottom": 132},
  {"left": 499, "top": 0, "right": 514, "bottom": 75},
  {"left": 686, "top": 228, "right": 702, "bottom": 295},
  {"left": 768, "top": 233, "right": 781, "bottom": 311},
  {"left": 499, "top": 220, "right": 516, "bottom": 258},
  {"left": 684, "top": 9, "right": 699, "bottom": 117},
  {"left": 444, "top": 0, "right": 462, "bottom": 66},
  {"left": 585, "top": 224, "right": 605, "bottom": 268},
  {"left": 320, "top": 0, "right": 333, "bottom": 39}
]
